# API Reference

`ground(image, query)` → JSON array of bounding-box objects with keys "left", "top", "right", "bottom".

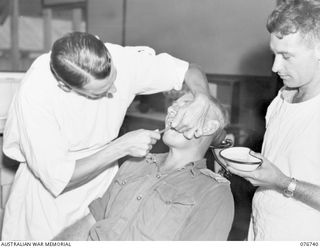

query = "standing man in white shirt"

[
  {"left": 229, "top": 0, "right": 320, "bottom": 240},
  {"left": 2, "top": 32, "right": 221, "bottom": 240}
]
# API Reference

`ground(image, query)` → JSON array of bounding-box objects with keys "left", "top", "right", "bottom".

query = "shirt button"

[
  {"left": 137, "top": 195, "right": 142, "bottom": 200},
  {"left": 121, "top": 181, "right": 126, "bottom": 185},
  {"left": 156, "top": 174, "right": 161, "bottom": 179}
]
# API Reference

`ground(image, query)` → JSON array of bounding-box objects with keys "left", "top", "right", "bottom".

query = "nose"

[{"left": 272, "top": 55, "right": 282, "bottom": 73}]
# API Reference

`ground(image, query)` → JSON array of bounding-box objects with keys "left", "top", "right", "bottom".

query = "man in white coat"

[
  {"left": 2, "top": 32, "right": 221, "bottom": 240},
  {"left": 229, "top": 0, "right": 320, "bottom": 240}
]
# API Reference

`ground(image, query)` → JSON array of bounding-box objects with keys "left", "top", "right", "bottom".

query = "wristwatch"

[{"left": 283, "top": 177, "right": 297, "bottom": 198}]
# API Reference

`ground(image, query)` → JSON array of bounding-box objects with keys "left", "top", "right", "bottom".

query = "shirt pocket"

[
  {"left": 105, "top": 174, "right": 150, "bottom": 218},
  {"left": 114, "top": 173, "right": 149, "bottom": 189},
  {"left": 138, "top": 182, "right": 195, "bottom": 240}
]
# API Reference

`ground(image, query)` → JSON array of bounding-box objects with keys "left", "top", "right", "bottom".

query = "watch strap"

[{"left": 283, "top": 177, "right": 297, "bottom": 198}]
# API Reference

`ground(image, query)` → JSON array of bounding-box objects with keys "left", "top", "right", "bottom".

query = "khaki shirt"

[{"left": 89, "top": 153, "right": 234, "bottom": 240}]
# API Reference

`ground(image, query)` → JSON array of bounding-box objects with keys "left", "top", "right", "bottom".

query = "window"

[{"left": 0, "top": 0, "right": 87, "bottom": 71}]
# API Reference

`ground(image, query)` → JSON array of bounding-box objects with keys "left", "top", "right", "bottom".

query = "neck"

[
  {"left": 292, "top": 77, "right": 320, "bottom": 103},
  {"left": 293, "top": 86, "right": 320, "bottom": 103},
  {"left": 161, "top": 147, "right": 204, "bottom": 172}
]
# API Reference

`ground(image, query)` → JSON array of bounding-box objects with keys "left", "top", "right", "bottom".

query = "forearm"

[
  {"left": 63, "top": 138, "right": 127, "bottom": 193},
  {"left": 63, "top": 128, "right": 159, "bottom": 193},
  {"left": 183, "top": 64, "right": 210, "bottom": 97},
  {"left": 275, "top": 176, "right": 320, "bottom": 211},
  {"left": 53, "top": 214, "right": 96, "bottom": 241},
  {"left": 295, "top": 180, "right": 320, "bottom": 211}
]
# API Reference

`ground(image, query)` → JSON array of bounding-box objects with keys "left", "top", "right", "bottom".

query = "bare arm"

[
  {"left": 63, "top": 129, "right": 160, "bottom": 193},
  {"left": 291, "top": 180, "right": 320, "bottom": 211},
  {"left": 228, "top": 152, "right": 320, "bottom": 211},
  {"left": 53, "top": 213, "right": 96, "bottom": 241},
  {"left": 183, "top": 63, "right": 211, "bottom": 96}
]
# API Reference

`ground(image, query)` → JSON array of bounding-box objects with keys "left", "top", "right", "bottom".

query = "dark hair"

[
  {"left": 267, "top": 0, "right": 320, "bottom": 41},
  {"left": 50, "top": 32, "right": 111, "bottom": 89}
]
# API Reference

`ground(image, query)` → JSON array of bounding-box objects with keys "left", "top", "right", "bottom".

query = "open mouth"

[{"left": 279, "top": 74, "right": 289, "bottom": 80}]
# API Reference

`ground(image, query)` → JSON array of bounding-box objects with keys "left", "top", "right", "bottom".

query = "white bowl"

[{"left": 219, "top": 147, "right": 262, "bottom": 171}]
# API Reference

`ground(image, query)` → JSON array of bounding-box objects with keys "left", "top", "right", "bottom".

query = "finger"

[
  {"left": 148, "top": 131, "right": 161, "bottom": 140},
  {"left": 141, "top": 144, "right": 151, "bottom": 155},
  {"left": 137, "top": 149, "right": 148, "bottom": 157},
  {"left": 249, "top": 151, "right": 264, "bottom": 164},
  {"left": 171, "top": 110, "right": 186, "bottom": 130},
  {"left": 183, "top": 127, "right": 198, "bottom": 140},
  {"left": 175, "top": 125, "right": 192, "bottom": 134},
  {"left": 173, "top": 117, "right": 194, "bottom": 133},
  {"left": 228, "top": 167, "right": 252, "bottom": 178},
  {"left": 195, "top": 111, "right": 207, "bottom": 137},
  {"left": 194, "top": 128, "right": 203, "bottom": 138},
  {"left": 145, "top": 153, "right": 153, "bottom": 160},
  {"left": 249, "top": 150, "right": 263, "bottom": 158},
  {"left": 150, "top": 138, "right": 158, "bottom": 145}
]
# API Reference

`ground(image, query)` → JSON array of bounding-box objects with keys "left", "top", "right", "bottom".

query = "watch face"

[
  {"left": 283, "top": 178, "right": 297, "bottom": 198},
  {"left": 283, "top": 189, "right": 294, "bottom": 198}
]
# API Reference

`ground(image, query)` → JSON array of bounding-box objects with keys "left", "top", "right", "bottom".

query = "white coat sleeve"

[
  {"left": 107, "top": 43, "right": 189, "bottom": 95},
  {"left": 132, "top": 47, "right": 189, "bottom": 95}
]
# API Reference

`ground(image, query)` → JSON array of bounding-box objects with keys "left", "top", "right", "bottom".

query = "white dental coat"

[
  {"left": 2, "top": 43, "right": 188, "bottom": 240},
  {"left": 248, "top": 88, "right": 320, "bottom": 240}
]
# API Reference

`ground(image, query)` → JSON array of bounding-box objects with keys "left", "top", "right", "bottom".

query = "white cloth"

[
  {"left": 248, "top": 88, "right": 320, "bottom": 241},
  {"left": 2, "top": 43, "right": 188, "bottom": 240}
]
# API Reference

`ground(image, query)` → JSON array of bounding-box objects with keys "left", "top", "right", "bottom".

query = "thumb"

[
  {"left": 249, "top": 150, "right": 264, "bottom": 160},
  {"left": 149, "top": 130, "right": 161, "bottom": 140}
]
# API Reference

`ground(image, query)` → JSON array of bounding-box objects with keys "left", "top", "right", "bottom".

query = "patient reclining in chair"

[{"left": 54, "top": 94, "right": 234, "bottom": 241}]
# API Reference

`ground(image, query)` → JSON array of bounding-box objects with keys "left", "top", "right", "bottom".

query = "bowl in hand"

[{"left": 219, "top": 147, "right": 262, "bottom": 171}]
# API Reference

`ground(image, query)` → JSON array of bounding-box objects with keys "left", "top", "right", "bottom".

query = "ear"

[{"left": 202, "top": 120, "right": 220, "bottom": 135}]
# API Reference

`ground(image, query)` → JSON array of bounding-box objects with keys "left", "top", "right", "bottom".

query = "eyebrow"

[{"left": 269, "top": 48, "right": 293, "bottom": 56}]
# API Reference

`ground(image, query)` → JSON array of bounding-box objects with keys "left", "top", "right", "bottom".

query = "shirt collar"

[
  {"left": 145, "top": 153, "right": 207, "bottom": 176},
  {"left": 189, "top": 159, "right": 207, "bottom": 176}
]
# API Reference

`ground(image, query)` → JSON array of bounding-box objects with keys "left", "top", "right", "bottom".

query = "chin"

[
  {"left": 282, "top": 78, "right": 301, "bottom": 88},
  {"left": 162, "top": 129, "right": 187, "bottom": 147}
]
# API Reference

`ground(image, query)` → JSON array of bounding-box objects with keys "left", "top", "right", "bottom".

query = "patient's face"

[
  {"left": 162, "top": 98, "right": 200, "bottom": 148},
  {"left": 162, "top": 128, "right": 196, "bottom": 149}
]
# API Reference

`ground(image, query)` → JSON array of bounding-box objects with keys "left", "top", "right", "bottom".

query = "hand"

[
  {"left": 116, "top": 129, "right": 161, "bottom": 157},
  {"left": 171, "top": 93, "right": 220, "bottom": 139},
  {"left": 228, "top": 152, "right": 289, "bottom": 189}
]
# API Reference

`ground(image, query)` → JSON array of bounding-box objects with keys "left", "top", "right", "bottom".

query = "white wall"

[
  {"left": 88, "top": 0, "right": 276, "bottom": 76},
  {"left": 88, "top": 0, "right": 124, "bottom": 44}
]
